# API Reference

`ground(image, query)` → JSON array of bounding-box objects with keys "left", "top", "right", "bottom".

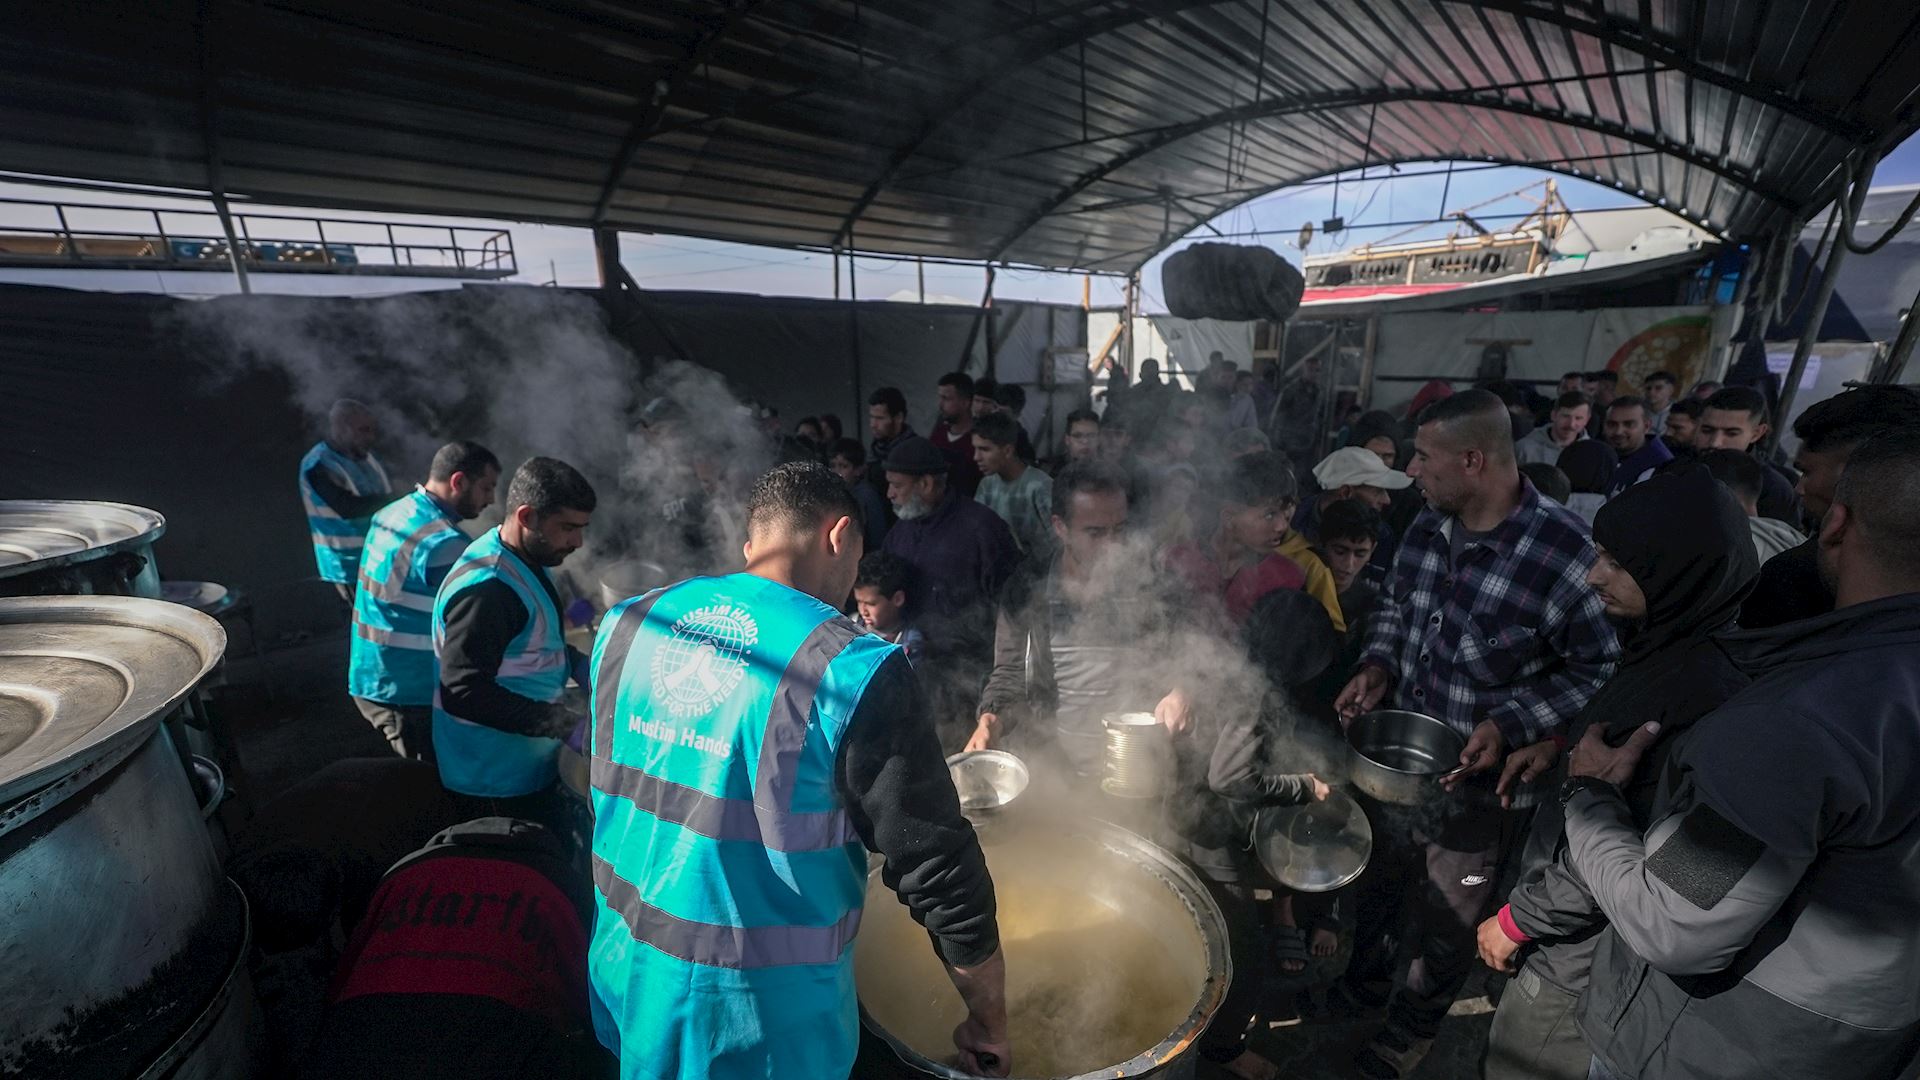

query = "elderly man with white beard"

[{"left": 881, "top": 434, "right": 1020, "bottom": 746}]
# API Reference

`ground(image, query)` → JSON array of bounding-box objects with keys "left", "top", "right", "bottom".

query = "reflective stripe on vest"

[
  {"left": 430, "top": 527, "right": 568, "bottom": 796},
  {"left": 299, "top": 441, "right": 390, "bottom": 582},
  {"left": 585, "top": 574, "right": 897, "bottom": 1078},
  {"left": 348, "top": 489, "right": 468, "bottom": 704}
]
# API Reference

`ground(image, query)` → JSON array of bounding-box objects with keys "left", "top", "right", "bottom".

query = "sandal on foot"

[{"left": 1273, "top": 925, "right": 1309, "bottom": 973}]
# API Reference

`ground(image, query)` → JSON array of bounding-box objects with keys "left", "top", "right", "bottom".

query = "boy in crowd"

[
  {"left": 1164, "top": 450, "right": 1309, "bottom": 628},
  {"left": 828, "top": 437, "right": 891, "bottom": 553},
  {"left": 852, "top": 552, "right": 925, "bottom": 665},
  {"left": 972, "top": 412, "right": 1054, "bottom": 557},
  {"left": 1265, "top": 453, "right": 1347, "bottom": 633},
  {"left": 1316, "top": 498, "right": 1384, "bottom": 641}
]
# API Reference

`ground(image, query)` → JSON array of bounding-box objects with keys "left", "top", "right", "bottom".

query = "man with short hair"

[
  {"left": 1515, "top": 392, "right": 1592, "bottom": 467},
  {"left": 432, "top": 457, "right": 595, "bottom": 822},
  {"left": 1662, "top": 397, "right": 1705, "bottom": 456},
  {"left": 1697, "top": 386, "right": 1802, "bottom": 524},
  {"left": 1584, "top": 370, "right": 1620, "bottom": 440},
  {"left": 1641, "top": 369, "right": 1679, "bottom": 436},
  {"left": 1561, "top": 430, "right": 1920, "bottom": 1080},
  {"left": 972, "top": 412, "right": 1053, "bottom": 557},
  {"left": 929, "top": 372, "right": 984, "bottom": 495},
  {"left": 1603, "top": 396, "right": 1673, "bottom": 497},
  {"left": 1698, "top": 449, "right": 1805, "bottom": 565},
  {"left": 300, "top": 398, "right": 396, "bottom": 602},
  {"left": 968, "top": 462, "right": 1199, "bottom": 773},
  {"left": 1059, "top": 407, "right": 1101, "bottom": 470},
  {"left": 828, "top": 437, "right": 890, "bottom": 553},
  {"left": 865, "top": 386, "right": 914, "bottom": 491},
  {"left": 1333, "top": 390, "right": 1619, "bottom": 1079},
  {"left": 350, "top": 440, "right": 500, "bottom": 761},
  {"left": 1740, "top": 384, "right": 1920, "bottom": 628},
  {"left": 1557, "top": 371, "right": 1587, "bottom": 396},
  {"left": 588, "top": 462, "right": 1009, "bottom": 1080}
]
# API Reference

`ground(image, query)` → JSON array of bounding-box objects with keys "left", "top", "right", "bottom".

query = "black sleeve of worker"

[
  {"left": 305, "top": 465, "right": 395, "bottom": 519},
  {"left": 838, "top": 651, "right": 999, "bottom": 968},
  {"left": 438, "top": 580, "right": 576, "bottom": 739}
]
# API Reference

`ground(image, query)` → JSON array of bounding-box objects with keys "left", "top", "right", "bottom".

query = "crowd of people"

[{"left": 272, "top": 353, "right": 1920, "bottom": 1080}]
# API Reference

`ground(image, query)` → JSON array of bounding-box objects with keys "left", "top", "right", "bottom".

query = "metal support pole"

[
  {"left": 209, "top": 190, "right": 251, "bottom": 293},
  {"left": 958, "top": 266, "right": 997, "bottom": 372},
  {"left": 1122, "top": 271, "right": 1139, "bottom": 381},
  {"left": 593, "top": 226, "right": 622, "bottom": 294},
  {"left": 833, "top": 249, "right": 841, "bottom": 300},
  {"left": 1876, "top": 280, "right": 1920, "bottom": 385},
  {"left": 1772, "top": 166, "right": 1874, "bottom": 450},
  {"left": 917, "top": 257, "right": 926, "bottom": 304},
  {"left": 848, "top": 244, "right": 865, "bottom": 420}
]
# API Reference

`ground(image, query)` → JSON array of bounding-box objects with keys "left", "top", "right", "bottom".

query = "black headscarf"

[
  {"left": 1591, "top": 464, "right": 1759, "bottom": 666},
  {"left": 1555, "top": 439, "right": 1618, "bottom": 495}
]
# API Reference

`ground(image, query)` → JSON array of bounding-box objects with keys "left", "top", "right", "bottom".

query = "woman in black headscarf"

[{"left": 1477, "top": 466, "right": 1759, "bottom": 1080}]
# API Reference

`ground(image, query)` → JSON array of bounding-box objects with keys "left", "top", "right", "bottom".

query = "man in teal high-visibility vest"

[
  {"left": 349, "top": 439, "right": 501, "bottom": 762},
  {"left": 588, "top": 461, "right": 1009, "bottom": 1080},
  {"left": 433, "top": 456, "right": 595, "bottom": 826},
  {"left": 299, "top": 399, "right": 396, "bottom": 602}
]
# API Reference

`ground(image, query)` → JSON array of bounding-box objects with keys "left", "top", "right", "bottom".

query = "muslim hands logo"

[{"left": 651, "top": 603, "right": 760, "bottom": 719}]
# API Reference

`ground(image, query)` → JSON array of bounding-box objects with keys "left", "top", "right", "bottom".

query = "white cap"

[{"left": 1313, "top": 446, "right": 1414, "bottom": 491}]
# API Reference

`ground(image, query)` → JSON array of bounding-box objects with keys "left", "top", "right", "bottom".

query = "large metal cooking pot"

[
  {"left": 597, "top": 558, "right": 671, "bottom": 611},
  {"left": 0, "top": 499, "right": 166, "bottom": 598},
  {"left": 1346, "top": 709, "right": 1468, "bottom": 805},
  {"left": 857, "top": 820, "right": 1229, "bottom": 1079},
  {"left": 0, "top": 596, "right": 257, "bottom": 1079}
]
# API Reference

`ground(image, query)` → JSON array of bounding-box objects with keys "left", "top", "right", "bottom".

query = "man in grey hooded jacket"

[{"left": 1557, "top": 429, "right": 1920, "bottom": 1080}]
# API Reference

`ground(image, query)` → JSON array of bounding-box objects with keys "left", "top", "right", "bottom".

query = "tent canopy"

[{"left": 6, "top": 1, "right": 1918, "bottom": 272}]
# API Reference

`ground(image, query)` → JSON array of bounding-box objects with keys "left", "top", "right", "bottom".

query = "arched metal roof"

[{"left": 5, "top": 1, "right": 1917, "bottom": 273}]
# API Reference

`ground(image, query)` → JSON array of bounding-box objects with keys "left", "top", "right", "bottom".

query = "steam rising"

[{"left": 176, "top": 285, "right": 773, "bottom": 599}]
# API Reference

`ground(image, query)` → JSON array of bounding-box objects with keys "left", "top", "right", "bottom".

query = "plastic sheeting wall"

[{"left": 1364, "top": 304, "right": 1733, "bottom": 415}]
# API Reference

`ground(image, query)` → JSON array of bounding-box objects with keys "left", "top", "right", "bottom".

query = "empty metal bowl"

[
  {"left": 1253, "top": 790, "right": 1372, "bottom": 892},
  {"left": 946, "top": 750, "right": 1030, "bottom": 818},
  {"left": 1346, "top": 709, "right": 1467, "bottom": 805}
]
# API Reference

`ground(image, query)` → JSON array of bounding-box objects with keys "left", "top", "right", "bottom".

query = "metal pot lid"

[
  {"left": 0, "top": 500, "right": 167, "bottom": 579},
  {"left": 0, "top": 596, "right": 224, "bottom": 803},
  {"left": 1253, "top": 790, "right": 1373, "bottom": 893}
]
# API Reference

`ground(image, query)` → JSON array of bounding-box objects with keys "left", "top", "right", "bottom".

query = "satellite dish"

[{"left": 1297, "top": 222, "right": 1314, "bottom": 249}]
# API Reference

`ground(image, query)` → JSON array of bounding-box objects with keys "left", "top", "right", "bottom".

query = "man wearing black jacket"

[
  {"left": 1560, "top": 431, "right": 1920, "bottom": 1079},
  {"left": 1695, "top": 386, "right": 1801, "bottom": 524},
  {"left": 1740, "top": 385, "right": 1920, "bottom": 628},
  {"left": 1477, "top": 467, "right": 1758, "bottom": 1080}
]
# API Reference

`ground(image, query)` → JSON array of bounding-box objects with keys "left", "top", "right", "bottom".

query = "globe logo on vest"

[{"left": 650, "top": 603, "right": 760, "bottom": 719}]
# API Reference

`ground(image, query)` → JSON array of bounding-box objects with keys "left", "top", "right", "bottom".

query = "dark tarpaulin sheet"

[{"left": 0, "top": 282, "right": 1032, "bottom": 637}]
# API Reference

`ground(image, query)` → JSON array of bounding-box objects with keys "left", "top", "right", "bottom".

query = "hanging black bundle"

[{"left": 1160, "top": 242, "right": 1306, "bottom": 322}]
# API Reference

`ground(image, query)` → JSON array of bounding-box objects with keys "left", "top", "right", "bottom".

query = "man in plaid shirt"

[{"left": 1333, "top": 390, "right": 1619, "bottom": 1080}]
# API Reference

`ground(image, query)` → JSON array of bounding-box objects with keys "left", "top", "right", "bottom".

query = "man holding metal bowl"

[{"left": 1331, "top": 389, "right": 1620, "bottom": 1080}]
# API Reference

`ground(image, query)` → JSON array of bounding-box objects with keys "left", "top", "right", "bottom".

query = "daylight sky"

[{"left": 5, "top": 135, "right": 1919, "bottom": 311}]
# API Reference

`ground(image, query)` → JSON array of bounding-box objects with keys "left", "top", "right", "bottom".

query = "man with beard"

[
  {"left": 1739, "top": 384, "right": 1920, "bottom": 628},
  {"left": 929, "top": 371, "right": 984, "bottom": 495},
  {"left": 350, "top": 440, "right": 501, "bottom": 762},
  {"left": 882, "top": 435, "right": 1019, "bottom": 744},
  {"left": 865, "top": 386, "right": 915, "bottom": 491},
  {"left": 1555, "top": 430, "right": 1920, "bottom": 1080},
  {"left": 432, "top": 457, "right": 597, "bottom": 825},
  {"left": 1477, "top": 466, "right": 1759, "bottom": 1080},
  {"left": 966, "top": 461, "right": 1195, "bottom": 772},
  {"left": 1332, "top": 391, "right": 1619, "bottom": 1080},
  {"left": 1602, "top": 396, "right": 1673, "bottom": 497}
]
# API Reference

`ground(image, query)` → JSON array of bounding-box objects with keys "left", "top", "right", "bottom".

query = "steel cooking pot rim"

[
  {"left": 0, "top": 499, "right": 167, "bottom": 577},
  {"left": 859, "top": 820, "right": 1231, "bottom": 1079},
  {"left": 1346, "top": 709, "right": 1467, "bottom": 776},
  {"left": 0, "top": 596, "right": 225, "bottom": 804}
]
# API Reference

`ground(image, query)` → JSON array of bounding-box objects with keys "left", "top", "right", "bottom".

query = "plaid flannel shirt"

[{"left": 1361, "top": 481, "right": 1619, "bottom": 751}]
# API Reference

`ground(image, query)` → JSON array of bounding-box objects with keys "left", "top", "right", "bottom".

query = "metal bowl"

[
  {"left": 597, "top": 558, "right": 671, "bottom": 611},
  {"left": 1346, "top": 709, "right": 1467, "bottom": 805},
  {"left": 1253, "top": 791, "right": 1372, "bottom": 893},
  {"left": 945, "top": 750, "right": 1029, "bottom": 818}
]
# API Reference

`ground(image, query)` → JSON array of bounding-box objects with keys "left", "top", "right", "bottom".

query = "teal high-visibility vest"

[
  {"left": 348, "top": 488, "right": 470, "bottom": 706},
  {"left": 299, "top": 441, "right": 391, "bottom": 584},
  {"left": 430, "top": 527, "right": 568, "bottom": 796},
  {"left": 585, "top": 573, "right": 897, "bottom": 1080}
]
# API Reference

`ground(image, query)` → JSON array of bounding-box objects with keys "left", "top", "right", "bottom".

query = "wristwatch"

[{"left": 1558, "top": 775, "right": 1619, "bottom": 810}]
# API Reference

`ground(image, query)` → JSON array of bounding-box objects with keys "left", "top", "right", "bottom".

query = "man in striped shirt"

[{"left": 1333, "top": 390, "right": 1619, "bottom": 1080}]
